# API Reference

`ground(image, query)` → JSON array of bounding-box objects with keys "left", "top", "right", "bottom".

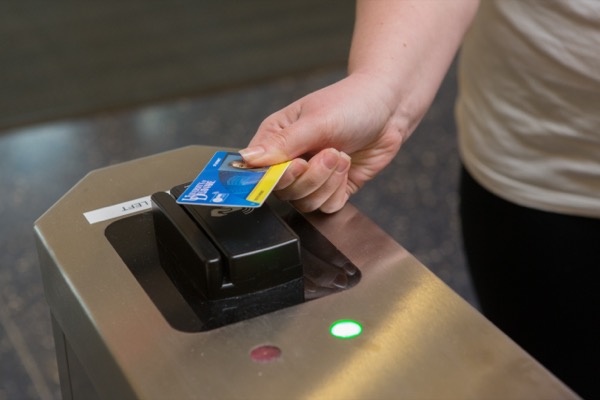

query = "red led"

[{"left": 250, "top": 345, "right": 282, "bottom": 363}]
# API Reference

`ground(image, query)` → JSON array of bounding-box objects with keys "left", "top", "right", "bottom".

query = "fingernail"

[
  {"left": 336, "top": 152, "right": 351, "bottom": 172},
  {"left": 322, "top": 149, "right": 340, "bottom": 170},
  {"left": 239, "top": 146, "right": 265, "bottom": 161}
]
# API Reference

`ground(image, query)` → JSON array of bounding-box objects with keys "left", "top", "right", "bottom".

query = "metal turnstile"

[{"left": 35, "top": 145, "right": 578, "bottom": 399}]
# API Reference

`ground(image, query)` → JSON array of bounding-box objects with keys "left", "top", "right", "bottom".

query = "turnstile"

[{"left": 35, "top": 146, "right": 578, "bottom": 399}]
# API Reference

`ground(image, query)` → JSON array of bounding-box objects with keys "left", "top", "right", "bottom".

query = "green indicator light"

[{"left": 330, "top": 320, "right": 363, "bottom": 339}]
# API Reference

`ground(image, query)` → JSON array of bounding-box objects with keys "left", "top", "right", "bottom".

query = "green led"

[{"left": 330, "top": 320, "right": 363, "bottom": 339}]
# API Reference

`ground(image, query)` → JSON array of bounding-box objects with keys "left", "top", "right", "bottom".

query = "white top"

[{"left": 456, "top": 0, "right": 600, "bottom": 218}]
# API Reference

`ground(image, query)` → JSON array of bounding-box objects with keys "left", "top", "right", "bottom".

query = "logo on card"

[{"left": 211, "top": 193, "right": 229, "bottom": 203}]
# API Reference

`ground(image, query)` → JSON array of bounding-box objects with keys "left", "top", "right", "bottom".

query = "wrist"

[{"left": 344, "top": 70, "right": 415, "bottom": 143}]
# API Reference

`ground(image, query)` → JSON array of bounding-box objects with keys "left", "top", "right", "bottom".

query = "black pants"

[{"left": 459, "top": 167, "right": 599, "bottom": 399}]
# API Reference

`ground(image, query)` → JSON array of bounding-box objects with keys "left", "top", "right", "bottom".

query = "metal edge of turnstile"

[{"left": 34, "top": 145, "right": 579, "bottom": 400}]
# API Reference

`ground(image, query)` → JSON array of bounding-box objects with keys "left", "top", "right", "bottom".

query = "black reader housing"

[{"left": 154, "top": 184, "right": 303, "bottom": 300}]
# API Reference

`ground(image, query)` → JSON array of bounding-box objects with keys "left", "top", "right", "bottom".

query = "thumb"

[{"left": 240, "top": 106, "right": 318, "bottom": 167}]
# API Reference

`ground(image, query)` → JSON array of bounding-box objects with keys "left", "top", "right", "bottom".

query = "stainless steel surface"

[{"left": 35, "top": 145, "right": 578, "bottom": 399}]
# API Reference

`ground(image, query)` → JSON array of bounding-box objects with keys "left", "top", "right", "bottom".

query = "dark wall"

[{"left": 0, "top": 1, "right": 354, "bottom": 130}]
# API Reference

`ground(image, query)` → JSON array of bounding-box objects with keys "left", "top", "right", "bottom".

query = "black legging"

[{"left": 459, "top": 167, "right": 599, "bottom": 399}]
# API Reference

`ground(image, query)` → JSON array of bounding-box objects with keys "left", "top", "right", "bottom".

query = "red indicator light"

[{"left": 250, "top": 345, "right": 282, "bottom": 363}]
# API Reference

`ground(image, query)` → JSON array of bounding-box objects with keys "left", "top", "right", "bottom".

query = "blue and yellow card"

[{"left": 176, "top": 151, "right": 291, "bottom": 207}]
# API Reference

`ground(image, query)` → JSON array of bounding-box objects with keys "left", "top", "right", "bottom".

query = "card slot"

[{"left": 151, "top": 191, "right": 223, "bottom": 300}]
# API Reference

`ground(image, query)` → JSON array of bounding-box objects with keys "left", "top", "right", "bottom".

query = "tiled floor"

[{"left": 0, "top": 66, "right": 476, "bottom": 400}]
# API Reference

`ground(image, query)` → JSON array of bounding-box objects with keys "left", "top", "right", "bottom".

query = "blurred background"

[{"left": 0, "top": 2, "right": 476, "bottom": 399}]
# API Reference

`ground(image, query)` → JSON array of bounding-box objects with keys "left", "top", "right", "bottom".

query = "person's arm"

[
  {"left": 240, "top": 0, "right": 479, "bottom": 213},
  {"left": 349, "top": 0, "right": 478, "bottom": 134}
]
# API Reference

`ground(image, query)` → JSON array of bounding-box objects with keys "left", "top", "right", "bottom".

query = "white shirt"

[{"left": 456, "top": 0, "right": 600, "bottom": 217}]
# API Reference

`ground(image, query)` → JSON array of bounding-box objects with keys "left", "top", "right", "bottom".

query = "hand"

[
  {"left": 240, "top": 72, "right": 410, "bottom": 213},
  {"left": 239, "top": 0, "right": 477, "bottom": 213}
]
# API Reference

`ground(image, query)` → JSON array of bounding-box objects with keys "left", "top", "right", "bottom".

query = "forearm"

[{"left": 349, "top": 0, "right": 480, "bottom": 137}]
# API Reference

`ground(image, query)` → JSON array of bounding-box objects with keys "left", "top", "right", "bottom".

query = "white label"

[{"left": 83, "top": 195, "right": 152, "bottom": 224}]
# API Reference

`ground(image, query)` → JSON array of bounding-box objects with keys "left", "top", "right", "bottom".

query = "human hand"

[{"left": 240, "top": 72, "right": 410, "bottom": 213}]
